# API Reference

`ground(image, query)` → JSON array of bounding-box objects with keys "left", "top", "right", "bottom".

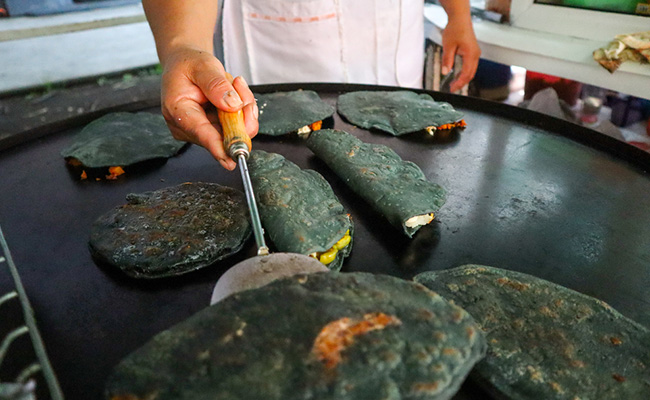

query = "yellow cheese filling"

[{"left": 309, "top": 230, "right": 351, "bottom": 265}]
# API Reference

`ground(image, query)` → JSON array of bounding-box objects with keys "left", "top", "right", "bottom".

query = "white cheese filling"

[
  {"left": 405, "top": 213, "right": 434, "bottom": 228},
  {"left": 296, "top": 125, "right": 312, "bottom": 137}
]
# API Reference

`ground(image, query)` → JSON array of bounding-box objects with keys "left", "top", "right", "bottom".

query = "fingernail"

[
  {"left": 223, "top": 90, "right": 243, "bottom": 108},
  {"left": 253, "top": 103, "right": 259, "bottom": 120},
  {"left": 441, "top": 66, "right": 450, "bottom": 75},
  {"left": 238, "top": 76, "right": 249, "bottom": 88},
  {"left": 219, "top": 158, "right": 235, "bottom": 171}
]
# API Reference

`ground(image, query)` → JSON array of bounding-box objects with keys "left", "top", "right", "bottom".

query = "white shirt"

[{"left": 216, "top": 0, "right": 424, "bottom": 88}]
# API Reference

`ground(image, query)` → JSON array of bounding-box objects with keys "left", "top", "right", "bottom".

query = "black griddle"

[{"left": 1, "top": 83, "right": 649, "bottom": 399}]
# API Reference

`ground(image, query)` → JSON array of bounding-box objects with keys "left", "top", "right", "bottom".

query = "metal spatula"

[{"left": 213, "top": 77, "right": 328, "bottom": 303}]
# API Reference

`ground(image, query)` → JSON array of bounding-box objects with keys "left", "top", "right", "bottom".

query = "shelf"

[{"left": 424, "top": 4, "right": 650, "bottom": 101}]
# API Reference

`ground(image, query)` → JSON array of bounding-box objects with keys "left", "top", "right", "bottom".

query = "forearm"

[
  {"left": 142, "top": 0, "right": 219, "bottom": 65},
  {"left": 438, "top": 0, "right": 472, "bottom": 25},
  {"left": 436, "top": 0, "right": 480, "bottom": 91}
]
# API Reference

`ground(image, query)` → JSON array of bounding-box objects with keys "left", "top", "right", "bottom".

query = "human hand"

[
  {"left": 160, "top": 47, "right": 258, "bottom": 170},
  {"left": 441, "top": 17, "right": 481, "bottom": 93}
]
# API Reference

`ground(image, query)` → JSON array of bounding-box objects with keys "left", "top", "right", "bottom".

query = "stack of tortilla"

[{"left": 593, "top": 31, "right": 650, "bottom": 73}]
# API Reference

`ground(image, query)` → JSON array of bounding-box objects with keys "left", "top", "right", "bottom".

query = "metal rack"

[{"left": 0, "top": 225, "right": 63, "bottom": 400}]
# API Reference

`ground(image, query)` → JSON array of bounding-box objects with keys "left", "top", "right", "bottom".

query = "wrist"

[
  {"left": 445, "top": 12, "right": 472, "bottom": 27},
  {"left": 159, "top": 40, "right": 214, "bottom": 68},
  {"left": 439, "top": 0, "right": 472, "bottom": 23}
]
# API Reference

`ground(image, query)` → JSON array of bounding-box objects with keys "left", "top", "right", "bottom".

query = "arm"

[
  {"left": 438, "top": 0, "right": 481, "bottom": 92},
  {"left": 142, "top": 0, "right": 258, "bottom": 170}
]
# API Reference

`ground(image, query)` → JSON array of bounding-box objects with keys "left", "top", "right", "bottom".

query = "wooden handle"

[{"left": 218, "top": 73, "right": 251, "bottom": 159}]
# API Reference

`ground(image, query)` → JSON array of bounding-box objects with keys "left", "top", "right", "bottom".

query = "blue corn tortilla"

[
  {"left": 248, "top": 150, "right": 352, "bottom": 271},
  {"left": 61, "top": 112, "right": 185, "bottom": 168},
  {"left": 414, "top": 265, "right": 650, "bottom": 400},
  {"left": 256, "top": 90, "right": 335, "bottom": 136},
  {"left": 105, "top": 272, "right": 486, "bottom": 400},
  {"left": 306, "top": 129, "right": 446, "bottom": 237},
  {"left": 337, "top": 91, "right": 465, "bottom": 136},
  {"left": 89, "top": 182, "right": 251, "bottom": 278}
]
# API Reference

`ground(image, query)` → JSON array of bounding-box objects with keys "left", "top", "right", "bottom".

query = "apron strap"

[{"left": 213, "top": 0, "right": 226, "bottom": 62}]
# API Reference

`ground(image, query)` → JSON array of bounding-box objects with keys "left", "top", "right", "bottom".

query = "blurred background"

[{"left": 1, "top": 0, "right": 649, "bottom": 150}]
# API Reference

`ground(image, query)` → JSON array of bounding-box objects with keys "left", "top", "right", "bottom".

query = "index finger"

[
  {"left": 169, "top": 98, "right": 237, "bottom": 170},
  {"left": 441, "top": 44, "right": 457, "bottom": 77}
]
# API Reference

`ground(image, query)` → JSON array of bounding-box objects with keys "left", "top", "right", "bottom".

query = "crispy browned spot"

[
  {"left": 416, "top": 308, "right": 435, "bottom": 321},
  {"left": 446, "top": 283, "right": 460, "bottom": 292},
  {"left": 463, "top": 278, "right": 477, "bottom": 286},
  {"left": 527, "top": 365, "right": 543, "bottom": 382},
  {"left": 415, "top": 349, "right": 431, "bottom": 363},
  {"left": 511, "top": 318, "right": 525, "bottom": 330},
  {"left": 610, "top": 336, "right": 623, "bottom": 346},
  {"left": 411, "top": 381, "right": 440, "bottom": 394},
  {"left": 496, "top": 277, "right": 530, "bottom": 291},
  {"left": 540, "top": 306, "right": 559, "bottom": 319},
  {"left": 312, "top": 312, "right": 402, "bottom": 369},
  {"left": 451, "top": 309, "right": 464, "bottom": 323},
  {"left": 613, "top": 373, "right": 626, "bottom": 382},
  {"left": 549, "top": 381, "right": 564, "bottom": 393},
  {"left": 430, "top": 363, "right": 444, "bottom": 372},
  {"left": 442, "top": 347, "right": 459, "bottom": 356},
  {"left": 466, "top": 326, "right": 476, "bottom": 340}
]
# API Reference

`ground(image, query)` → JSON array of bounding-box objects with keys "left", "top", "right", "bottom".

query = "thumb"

[{"left": 192, "top": 61, "right": 244, "bottom": 112}]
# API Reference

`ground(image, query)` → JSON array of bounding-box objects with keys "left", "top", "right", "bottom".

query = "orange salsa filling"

[{"left": 312, "top": 312, "right": 402, "bottom": 369}]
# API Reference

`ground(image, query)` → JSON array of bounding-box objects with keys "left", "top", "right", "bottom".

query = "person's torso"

[{"left": 217, "top": 0, "right": 424, "bottom": 88}]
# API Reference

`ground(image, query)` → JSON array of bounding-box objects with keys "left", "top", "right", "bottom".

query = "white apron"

[{"left": 217, "top": 0, "right": 424, "bottom": 88}]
